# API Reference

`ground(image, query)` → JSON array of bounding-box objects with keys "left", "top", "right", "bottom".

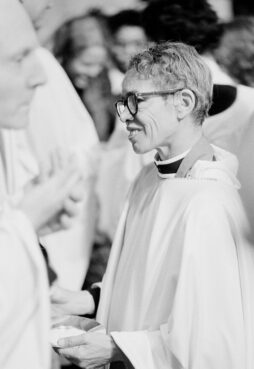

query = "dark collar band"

[{"left": 154, "top": 157, "right": 184, "bottom": 174}]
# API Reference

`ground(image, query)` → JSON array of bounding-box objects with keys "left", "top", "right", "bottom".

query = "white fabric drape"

[{"left": 28, "top": 47, "right": 99, "bottom": 289}]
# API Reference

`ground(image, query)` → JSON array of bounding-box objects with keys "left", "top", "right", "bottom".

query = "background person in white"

[{"left": 56, "top": 42, "right": 254, "bottom": 369}]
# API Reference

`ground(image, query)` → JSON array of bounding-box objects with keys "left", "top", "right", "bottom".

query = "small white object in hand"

[{"left": 50, "top": 325, "right": 85, "bottom": 347}]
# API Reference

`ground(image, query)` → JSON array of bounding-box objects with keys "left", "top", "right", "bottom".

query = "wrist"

[
  {"left": 85, "top": 286, "right": 101, "bottom": 318},
  {"left": 83, "top": 291, "right": 95, "bottom": 315}
]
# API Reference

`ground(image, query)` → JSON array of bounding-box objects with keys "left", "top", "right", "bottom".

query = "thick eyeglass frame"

[{"left": 115, "top": 88, "right": 183, "bottom": 118}]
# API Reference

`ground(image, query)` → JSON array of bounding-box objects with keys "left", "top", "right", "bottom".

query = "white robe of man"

[
  {"left": 0, "top": 129, "right": 51, "bottom": 369},
  {"left": 97, "top": 145, "right": 254, "bottom": 369},
  {"left": 0, "top": 204, "right": 50, "bottom": 369},
  {"left": 27, "top": 47, "right": 99, "bottom": 289}
]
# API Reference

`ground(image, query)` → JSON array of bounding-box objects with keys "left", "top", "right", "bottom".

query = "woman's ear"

[{"left": 173, "top": 89, "right": 196, "bottom": 120}]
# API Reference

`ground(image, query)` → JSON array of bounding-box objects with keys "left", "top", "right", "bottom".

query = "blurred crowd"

[{"left": 1, "top": 0, "right": 254, "bottom": 368}]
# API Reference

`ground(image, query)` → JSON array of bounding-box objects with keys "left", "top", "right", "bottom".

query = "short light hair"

[{"left": 127, "top": 42, "right": 213, "bottom": 124}]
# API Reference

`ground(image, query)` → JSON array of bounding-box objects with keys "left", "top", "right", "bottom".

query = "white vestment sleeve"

[
  {"left": 111, "top": 196, "right": 251, "bottom": 369},
  {"left": 0, "top": 207, "right": 50, "bottom": 368}
]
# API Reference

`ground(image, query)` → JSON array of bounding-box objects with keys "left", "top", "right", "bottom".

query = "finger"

[
  {"left": 39, "top": 221, "right": 62, "bottom": 236},
  {"left": 59, "top": 213, "right": 75, "bottom": 229},
  {"left": 37, "top": 157, "right": 52, "bottom": 183},
  {"left": 55, "top": 147, "right": 69, "bottom": 170},
  {"left": 63, "top": 198, "right": 80, "bottom": 217},
  {"left": 57, "top": 347, "right": 83, "bottom": 365},
  {"left": 53, "top": 155, "right": 80, "bottom": 185},
  {"left": 50, "top": 171, "right": 80, "bottom": 209},
  {"left": 58, "top": 333, "right": 87, "bottom": 348},
  {"left": 51, "top": 315, "right": 83, "bottom": 328},
  {"left": 69, "top": 180, "right": 85, "bottom": 202},
  {"left": 51, "top": 315, "right": 76, "bottom": 328},
  {"left": 60, "top": 169, "right": 81, "bottom": 193},
  {"left": 81, "top": 319, "right": 100, "bottom": 331},
  {"left": 50, "top": 148, "right": 65, "bottom": 174}
]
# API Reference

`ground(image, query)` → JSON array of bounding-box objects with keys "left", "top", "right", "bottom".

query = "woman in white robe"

[{"left": 56, "top": 42, "right": 254, "bottom": 369}]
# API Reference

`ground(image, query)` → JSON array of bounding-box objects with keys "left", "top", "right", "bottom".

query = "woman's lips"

[{"left": 127, "top": 126, "right": 143, "bottom": 140}]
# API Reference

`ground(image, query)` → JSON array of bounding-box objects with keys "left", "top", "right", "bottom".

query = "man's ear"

[{"left": 173, "top": 89, "right": 196, "bottom": 120}]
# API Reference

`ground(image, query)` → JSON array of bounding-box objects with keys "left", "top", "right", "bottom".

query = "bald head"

[
  {"left": 20, "top": 0, "right": 52, "bottom": 30},
  {"left": 0, "top": 0, "right": 46, "bottom": 129},
  {"left": 0, "top": 0, "right": 37, "bottom": 52}
]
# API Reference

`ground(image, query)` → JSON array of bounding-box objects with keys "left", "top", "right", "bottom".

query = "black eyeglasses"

[{"left": 115, "top": 89, "right": 183, "bottom": 118}]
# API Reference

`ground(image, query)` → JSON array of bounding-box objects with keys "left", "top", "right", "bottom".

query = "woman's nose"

[{"left": 119, "top": 107, "right": 134, "bottom": 123}]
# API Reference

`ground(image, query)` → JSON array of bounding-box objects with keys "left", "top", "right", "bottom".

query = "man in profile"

[{"left": 0, "top": 0, "right": 84, "bottom": 367}]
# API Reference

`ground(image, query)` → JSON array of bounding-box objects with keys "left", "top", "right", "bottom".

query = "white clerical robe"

[
  {"left": 97, "top": 146, "right": 254, "bottom": 369},
  {"left": 27, "top": 47, "right": 99, "bottom": 289},
  {"left": 0, "top": 206, "right": 50, "bottom": 369},
  {"left": 0, "top": 130, "right": 50, "bottom": 368}
]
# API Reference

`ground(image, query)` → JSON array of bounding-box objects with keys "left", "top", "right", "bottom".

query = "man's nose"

[{"left": 27, "top": 54, "right": 47, "bottom": 89}]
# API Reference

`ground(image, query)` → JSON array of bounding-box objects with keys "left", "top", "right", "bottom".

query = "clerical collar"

[{"left": 154, "top": 150, "right": 190, "bottom": 178}]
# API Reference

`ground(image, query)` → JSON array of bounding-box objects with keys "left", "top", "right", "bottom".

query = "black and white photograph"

[{"left": 1, "top": 1, "right": 254, "bottom": 368}]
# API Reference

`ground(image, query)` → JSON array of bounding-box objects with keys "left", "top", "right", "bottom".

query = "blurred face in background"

[
  {"left": 113, "top": 25, "right": 148, "bottom": 72},
  {"left": 69, "top": 16, "right": 107, "bottom": 50},
  {"left": 0, "top": 0, "right": 46, "bottom": 129},
  {"left": 66, "top": 45, "right": 108, "bottom": 90},
  {"left": 20, "top": 0, "right": 52, "bottom": 30}
]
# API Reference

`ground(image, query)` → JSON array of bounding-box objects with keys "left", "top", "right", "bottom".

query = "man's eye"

[{"left": 15, "top": 49, "right": 30, "bottom": 64}]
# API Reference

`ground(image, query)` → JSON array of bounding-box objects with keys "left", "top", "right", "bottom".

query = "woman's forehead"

[{"left": 122, "top": 71, "right": 157, "bottom": 94}]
